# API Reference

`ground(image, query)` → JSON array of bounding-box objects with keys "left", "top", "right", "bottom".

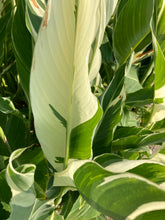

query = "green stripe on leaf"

[{"left": 49, "top": 104, "right": 67, "bottom": 128}]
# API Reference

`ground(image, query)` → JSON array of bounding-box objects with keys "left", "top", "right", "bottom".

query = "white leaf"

[{"left": 30, "top": 0, "right": 105, "bottom": 171}]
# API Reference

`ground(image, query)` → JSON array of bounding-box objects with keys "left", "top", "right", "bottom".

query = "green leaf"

[
  {"left": 94, "top": 153, "right": 123, "bottom": 167},
  {"left": 66, "top": 195, "right": 103, "bottom": 220},
  {"left": 125, "top": 66, "right": 142, "bottom": 94},
  {"left": 150, "top": 1, "right": 165, "bottom": 123},
  {"left": 132, "top": 208, "right": 165, "bottom": 220},
  {"left": 25, "top": 0, "right": 46, "bottom": 41},
  {"left": 3, "top": 113, "right": 27, "bottom": 152},
  {"left": 0, "top": 6, "right": 12, "bottom": 64},
  {"left": 125, "top": 88, "right": 154, "bottom": 107},
  {"left": 115, "top": 0, "right": 128, "bottom": 20},
  {"left": 111, "top": 129, "right": 165, "bottom": 152},
  {"left": 113, "top": 0, "right": 153, "bottom": 65},
  {"left": 0, "top": 170, "right": 12, "bottom": 203},
  {"left": 151, "top": 37, "right": 165, "bottom": 123},
  {"left": 93, "top": 99, "right": 122, "bottom": 155},
  {"left": 0, "top": 97, "right": 15, "bottom": 114},
  {"left": 151, "top": 118, "right": 165, "bottom": 132},
  {"left": 120, "top": 107, "right": 140, "bottom": 127},
  {"left": 12, "top": 0, "right": 32, "bottom": 100},
  {"left": 60, "top": 191, "right": 78, "bottom": 218},
  {"left": 0, "top": 126, "right": 10, "bottom": 156},
  {"left": 74, "top": 161, "right": 165, "bottom": 220},
  {"left": 93, "top": 66, "right": 124, "bottom": 156},
  {"left": 30, "top": 0, "right": 106, "bottom": 171}
]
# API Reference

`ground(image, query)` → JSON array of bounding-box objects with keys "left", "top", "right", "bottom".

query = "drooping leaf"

[{"left": 30, "top": 0, "right": 107, "bottom": 171}]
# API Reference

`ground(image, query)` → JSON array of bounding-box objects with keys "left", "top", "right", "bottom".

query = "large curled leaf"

[
  {"left": 17, "top": 146, "right": 49, "bottom": 200},
  {"left": 30, "top": 0, "right": 112, "bottom": 171},
  {"left": 74, "top": 161, "right": 165, "bottom": 220},
  {"left": 6, "top": 148, "right": 59, "bottom": 220},
  {"left": 6, "top": 148, "right": 36, "bottom": 219}
]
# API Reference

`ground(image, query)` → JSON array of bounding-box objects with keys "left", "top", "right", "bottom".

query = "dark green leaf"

[
  {"left": 93, "top": 66, "right": 124, "bottom": 156},
  {"left": 0, "top": 97, "right": 15, "bottom": 114},
  {"left": 113, "top": 0, "right": 153, "bottom": 65},
  {"left": 0, "top": 170, "right": 12, "bottom": 203},
  {"left": 126, "top": 88, "right": 154, "bottom": 107},
  {"left": 12, "top": 0, "right": 32, "bottom": 99}
]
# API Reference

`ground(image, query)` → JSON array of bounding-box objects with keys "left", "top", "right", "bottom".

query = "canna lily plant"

[
  {"left": 1, "top": 0, "right": 165, "bottom": 219},
  {"left": 30, "top": 0, "right": 106, "bottom": 171}
]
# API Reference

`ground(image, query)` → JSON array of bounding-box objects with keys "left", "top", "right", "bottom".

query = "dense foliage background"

[{"left": 0, "top": 0, "right": 165, "bottom": 219}]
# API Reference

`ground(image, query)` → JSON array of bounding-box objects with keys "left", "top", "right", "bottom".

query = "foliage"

[{"left": 0, "top": 0, "right": 165, "bottom": 219}]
